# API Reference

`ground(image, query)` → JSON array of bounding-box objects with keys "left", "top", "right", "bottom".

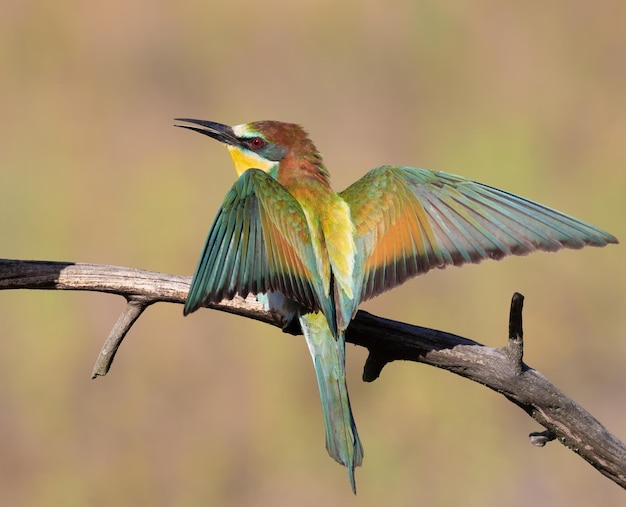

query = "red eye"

[{"left": 250, "top": 137, "right": 264, "bottom": 149}]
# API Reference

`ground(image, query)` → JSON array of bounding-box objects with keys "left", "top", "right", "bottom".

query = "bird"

[{"left": 176, "top": 118, "right": 617, "bottom": 493}]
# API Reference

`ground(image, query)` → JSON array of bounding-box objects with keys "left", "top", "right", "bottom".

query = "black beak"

[{"left": 174, "top": 118, "right": 238, "bottom": 146}]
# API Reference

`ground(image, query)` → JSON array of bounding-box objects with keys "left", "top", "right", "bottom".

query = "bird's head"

[{"left": 175, "top": 119, "right": 329, "bottom": 184}]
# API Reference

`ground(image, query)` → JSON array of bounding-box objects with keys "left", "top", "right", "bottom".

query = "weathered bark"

[{"left": 1, "top": 258, "right": 624, "bottom": 488}]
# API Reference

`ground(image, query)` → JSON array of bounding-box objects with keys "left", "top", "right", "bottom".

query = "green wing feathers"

[
  {"left": 184, "top": 169, "right": 322, "bottom": 315},
  {"left": 341, "top": 166, "right": 617, "bottom": 302}
]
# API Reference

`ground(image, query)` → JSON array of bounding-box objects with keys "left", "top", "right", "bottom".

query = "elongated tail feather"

[{"left": 300, "top": 312, "right": 363, "bottom": 493}]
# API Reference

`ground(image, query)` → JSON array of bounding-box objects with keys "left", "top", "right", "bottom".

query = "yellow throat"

[{"left": 227, "top": 145, "right": 276, "bottom": 176}]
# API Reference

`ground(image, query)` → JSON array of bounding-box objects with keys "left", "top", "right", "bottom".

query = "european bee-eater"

[{"left": 177, "top": 118, "right": 617, "bottom": 492}]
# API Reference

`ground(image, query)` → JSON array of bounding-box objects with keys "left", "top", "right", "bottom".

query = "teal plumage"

[
  {"left": 184, "top": 169, "right": 322, "bottom": 314},
  {"left": 178, "top": 119, "right": 617, "bottom": 492}
]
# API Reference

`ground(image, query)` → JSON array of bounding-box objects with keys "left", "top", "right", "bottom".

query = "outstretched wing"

[
  {"left": 184, "top": 169, "right": 323, "bottom": 315},
  {"left": 340, "top": 166, "right": 617, "bottom": 302}
]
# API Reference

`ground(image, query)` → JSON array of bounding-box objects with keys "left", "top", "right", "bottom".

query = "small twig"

[
  {"left": 530, "top": 430, "right": 558, "bottom": 447},
  {"left": 505, "top": 292, "right": 525, "bottom": 374},
  {"left": 91, "top": 296, "right": 152, "bottom": 378},
  {"left": 362, "top": 351, "right": 392, "bottom": 382}
]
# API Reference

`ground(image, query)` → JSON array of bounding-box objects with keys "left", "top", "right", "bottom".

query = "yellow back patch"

[{"left": 323, "top": 198, "right": 356, "bottom": 300}]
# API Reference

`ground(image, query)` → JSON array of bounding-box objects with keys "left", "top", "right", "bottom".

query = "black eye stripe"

[
  {"left": 238, "top": 137, "right": 286, "bottom": 162},
  {"left": 242, "top": 136, "right": 265, "bottom": 150}
]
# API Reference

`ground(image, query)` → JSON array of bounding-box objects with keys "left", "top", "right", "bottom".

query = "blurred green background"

[{"left": 1, "top": 1, "right": 624, "bottom": 505}]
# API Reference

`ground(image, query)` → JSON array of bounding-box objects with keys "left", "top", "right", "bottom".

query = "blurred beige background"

[{"left": 1, "top": 1, "right": 624, "bottom": 505}]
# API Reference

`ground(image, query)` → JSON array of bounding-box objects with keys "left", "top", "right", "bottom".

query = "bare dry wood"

[{"left": 1, "top": 258, "right": 624, "bottom": 489}]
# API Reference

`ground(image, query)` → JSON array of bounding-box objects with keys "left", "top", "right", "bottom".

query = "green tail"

[{"left": 300, "top": 312, "right": 364, "bottom": 493}]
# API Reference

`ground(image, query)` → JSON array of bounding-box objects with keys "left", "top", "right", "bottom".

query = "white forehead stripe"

[{"left": 232, "top": 124, "right": 253, "bottom": 137}]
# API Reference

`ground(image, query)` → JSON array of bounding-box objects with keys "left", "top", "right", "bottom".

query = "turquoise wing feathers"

[
  {"left": 184, "top": 169, "right": 324, "bottom": 315},
  {"left": 340, "top": 166, "right": 617, "bottom": 302}
]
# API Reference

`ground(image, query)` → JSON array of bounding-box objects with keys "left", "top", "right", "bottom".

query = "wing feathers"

[
  {"left": 341, "top": 166, "right": 617, "bottom": 302},
  {"left": 184, "top": 169, "right": 320, "bottom": 315},
  {"left": 188, "top": 165, "right": 616, "bottom": 313}
]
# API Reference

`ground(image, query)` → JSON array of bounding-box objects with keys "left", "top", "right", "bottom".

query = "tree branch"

[{"left": 1, "top": 258, "right": 624, "bottom": 488}]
